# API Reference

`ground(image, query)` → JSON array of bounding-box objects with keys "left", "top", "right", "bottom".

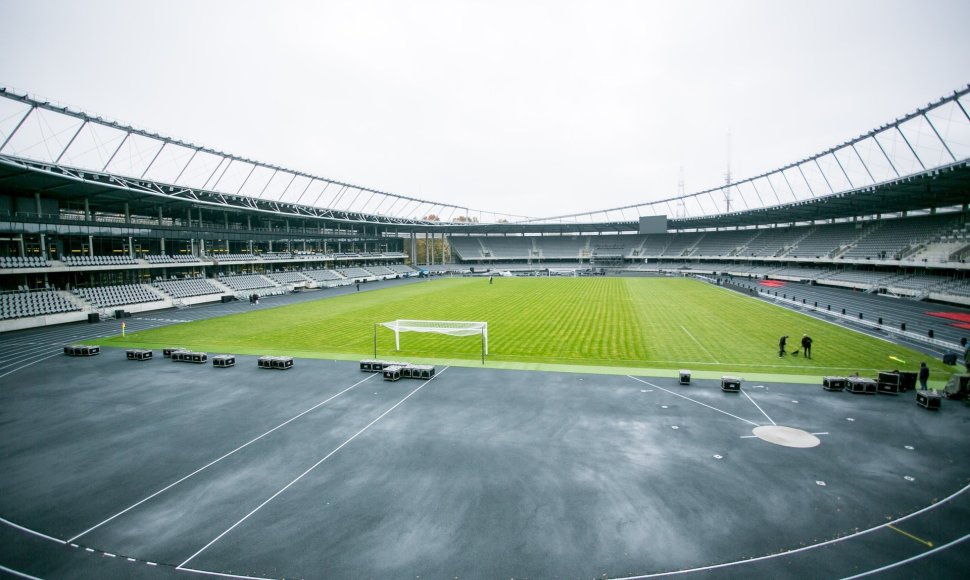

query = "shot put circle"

[{"left": 752, "top": 425, "right": 821, "bottom": 448}]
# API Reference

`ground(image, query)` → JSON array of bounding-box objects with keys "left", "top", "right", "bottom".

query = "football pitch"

[{"left": 101, "top": 277, "right": 950, "bottom": 379}]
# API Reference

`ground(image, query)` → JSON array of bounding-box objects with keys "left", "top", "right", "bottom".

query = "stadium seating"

[
  {"left": 336, "top": 267, "right": 373, "bottom": 279},
  {"left": 0, "top": 290, "right": 81, "bottom": 320},
  {"left": 62, "top": 254, "right": 137, "bottom": 266},
  {"left": 266, "top": 271, "right": 310, "bottom": 284},
  {"left": 209, "top": 253, "right": 258, "bottom": 262},
  {"left": 303, "top": 269, "right": 345, "bottom": 282},
  {"left": 217, "top": 274, "right": 276, "bottom": 291},
  {"left": 0, "top": 256, "right": 50, "bottom": 268},
  {"left": 364, "top": 265, "right": 396, "bottom": 276},
  {"left": 74, "top": 284, "right": 163, "bottom": 307},
  {"left": 155, "top": 278, "right": 224, "bottom": 298}
]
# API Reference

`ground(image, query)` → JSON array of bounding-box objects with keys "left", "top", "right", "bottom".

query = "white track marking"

[
  {"left": 178, "top": 368, "right": 448, "bottom": 569},
  {"left": 0, "top": 516, "right": 65, "bottom": 544},
  {"left": 609, "top": 481, "right": 970, "bottom": 579},
  {"left": 628, "top": 376, "right": 760, "bottom": 427},
  {"left": 679, "top": 326, "right": 720, "bottom": 363},
  {"left": 68, "top": 373, "right": 378, "bottom": 542},
  {"left": 840, "top": 531, "right": 970, "bottom": 579},
  {"left": 179, "top": 566, "right": 276, "bottom": 579},
  {"left": 0, "top": 352, "right": 62, "bottom": 380},
  {"left": 0, "top": 564, "right": 43, "bottom": 580},
  {"left": 741, "top": 389, "right": 776, "bottom": 426}
]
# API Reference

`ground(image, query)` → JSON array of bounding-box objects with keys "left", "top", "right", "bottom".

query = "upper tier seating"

[
  {"left": 217, "top": 274, "right": 276, "bottom": 291},
  {"left": 0, "top": 256, "right": 50, "bottom": 268},
  {"left": 63, "top": 254, "right": 137, "bottom": 266},
  {"left": 155, "top": 278, "right": 224, "bottom": 298},
  {"left": 74, "top": 284, "right": 163, "bottom": 307}
]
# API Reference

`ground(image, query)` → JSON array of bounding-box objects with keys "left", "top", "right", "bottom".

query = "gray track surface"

[{"left": 1, "top": 279, "right": 969, "bottom": 579}]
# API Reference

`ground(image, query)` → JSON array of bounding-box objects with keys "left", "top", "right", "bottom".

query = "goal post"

[{"left": 375, "top": 319, "right": 488, "bottom": 362}]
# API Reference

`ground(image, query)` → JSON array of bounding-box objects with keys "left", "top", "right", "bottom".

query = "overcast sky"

[{"left": 0, "top": 0, "right": 968, "bottom": 219}]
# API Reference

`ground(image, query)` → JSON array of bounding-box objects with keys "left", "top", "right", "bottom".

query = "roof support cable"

[
  {"left": 851, "top": 143, "right": 877, "bottom": 184},
  {"left": 922, "top": 113, "right": 957, "bottom": 163},
  {"left": 895, "top": 126, "right": 925, "bottom": 171},
  {"left": 101, "top": 131, "right": 129, "bottom": 173},
  {"left": 54, "top": 120, "right": 86, "bottom": 164},
  {"left": 873, "top": 133, "right": 900, "bottom": 178},
  {"left": 257, "top": 169, "right": 278, "bottom": 199},
  {"left": 797, "top": 164, "right": 817, "bottom": 197},
  {"left": 277, "top": 172, "right": 298, "bottom": 201},
  {"left": 139, "top": 142, "right": 166, "bottom": 179},
  {"left": 0, "top": 106, "right": 34, "bottom": 153},
  {"left": 235, "top": 163, "right": 258, "bottom": 195},
  {"left": 172, "top": 148, "right": 200, "bottom": 185},
  {"left": 832, "top": 149, "right": 855, "bottom": 189}
]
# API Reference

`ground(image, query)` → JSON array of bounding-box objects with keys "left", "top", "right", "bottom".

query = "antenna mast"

[
  {"left": 724, "top": 130, "right": 733, "bottom": 212},
  {"left": 677, "top": 166, "right": 686, "bottom": 218}
]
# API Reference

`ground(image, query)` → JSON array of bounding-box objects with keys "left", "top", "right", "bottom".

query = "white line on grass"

[
  {"left": 627, "top": 376, "right": 760, "bottom": 427},
  {"left": 68, "top": 373, "right": 379, "bottom": 543},
  {"left": 608, "top": 481, "right": 970, "bottom": 579},
  {"left": 679, "top": 326, "right": 720, "bottom": 363},
  {"left": 741, "top": 389, "right": 775, "bottom": 426},
  {"left": 177, "top": 367, "right": 449, "bottom": 570}
]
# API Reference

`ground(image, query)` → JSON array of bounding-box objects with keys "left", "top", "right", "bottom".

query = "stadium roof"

[{"left": 0, "top": 85, "right": 968, "bottom": 232}]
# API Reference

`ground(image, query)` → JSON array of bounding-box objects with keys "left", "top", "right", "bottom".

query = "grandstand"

[{"left": 0, "top": 84, "right": 966, "bottom": 321}]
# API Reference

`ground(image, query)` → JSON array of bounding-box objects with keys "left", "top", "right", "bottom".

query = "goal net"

[{"left": 379, "top": 319, "right": 488, "bottom": 354}]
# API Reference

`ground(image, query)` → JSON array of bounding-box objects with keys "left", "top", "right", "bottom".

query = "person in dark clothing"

[
  {"left": 801, "top": 334, "right": 813, "bottom": 359},
  {"left": 918, "top": 362, "right": 930, "bottom": 390},
  {"left": 779, "top": 335, "right": 788, "bottom": 357}
]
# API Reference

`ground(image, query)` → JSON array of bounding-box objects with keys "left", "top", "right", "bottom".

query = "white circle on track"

[{"left": 752, "top": 425, "right": 821, "bottom": 448}]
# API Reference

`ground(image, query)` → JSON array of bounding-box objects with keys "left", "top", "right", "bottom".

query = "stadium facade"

[{"left": 1, "top": 86, "right": 969, "bottom": 331}]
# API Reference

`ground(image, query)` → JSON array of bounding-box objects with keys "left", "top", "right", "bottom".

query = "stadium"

[
  {"left": 2, "top": 5, "right": 970, "bottom": 573},
  {"left": 1, "top": 82, "right": 969, "bottom": 578}
]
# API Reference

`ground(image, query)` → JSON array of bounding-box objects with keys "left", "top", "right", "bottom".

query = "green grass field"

[{"left": 97, "top": 277, "right": 952, "bottom": 381}]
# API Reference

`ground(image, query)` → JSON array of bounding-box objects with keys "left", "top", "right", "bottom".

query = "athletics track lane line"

[
  {"left": 177, "top": 367, "right": 449, "bottom": 570},
  {"left": 67, "top": 372, "right": 378, "bottom": 543}
]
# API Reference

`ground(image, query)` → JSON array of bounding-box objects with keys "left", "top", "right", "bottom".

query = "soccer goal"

[{"left": 375, "top": 319, "right": 488, "bottom": 363}]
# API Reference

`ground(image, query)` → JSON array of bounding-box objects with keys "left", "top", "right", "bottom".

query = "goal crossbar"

[{"left": 379, "top": 319, "right": 488, "bottom": 354}]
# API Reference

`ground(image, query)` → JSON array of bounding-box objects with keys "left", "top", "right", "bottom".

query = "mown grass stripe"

[{"left": 94, "top": 277, "right": 953, "bottom": 380}]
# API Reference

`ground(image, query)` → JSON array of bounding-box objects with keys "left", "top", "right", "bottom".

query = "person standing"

[
  {"left": 778, "top": 335, "right": 788, "bottom": 357},
  {"left": 918, "top": 362, "right": 930, "bottom": 390},
  {"left": 801, "top": 334, "right": 813, "bottom": 359}
]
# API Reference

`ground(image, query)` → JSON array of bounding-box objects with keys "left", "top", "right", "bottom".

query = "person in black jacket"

[
  {"left": 918, "top": 362, "right": 929, "bottom": 390},
  {"left": 779, "top": 335, "right": 788, "bottom": 357},
  {"left": 801, "top": 334, "right": 813, "bottom": 359}
]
